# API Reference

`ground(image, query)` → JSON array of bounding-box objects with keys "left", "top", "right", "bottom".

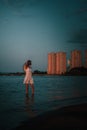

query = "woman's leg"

[
  {"left": 30, "top": 84, "right": 34, "bottom": 95},
  {"left": 25, "top": 84, "right": 29, "bottom": 95}
]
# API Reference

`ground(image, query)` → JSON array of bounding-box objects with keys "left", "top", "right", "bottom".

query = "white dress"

[{"left": 23, "top": 67, "right": 34, "bottom": 84}]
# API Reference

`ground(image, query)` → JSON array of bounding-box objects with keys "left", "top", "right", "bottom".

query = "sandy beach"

[{"left": 13, "top": 103, "right": 87, "bottom": 130}]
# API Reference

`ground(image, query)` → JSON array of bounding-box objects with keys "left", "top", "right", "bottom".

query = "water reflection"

[
  {"left": 73, "top": 86, "right": 87, "bottom": 98},
  {"left": 48, "top": 86, "right": 87, "bottom": 102},
  {"left": 25, "top": 94, "right": 36, "bottom": 117},
  {"left": 48, "top": 90, "right": 64, "bottom": 101},
  {"left": 73, "top": 88, "right": 80, "bottom": 98}
]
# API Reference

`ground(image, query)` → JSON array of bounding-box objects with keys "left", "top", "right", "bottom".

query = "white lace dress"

[{"left": 23, "top": 67, "right": 34, "bottom": 84}]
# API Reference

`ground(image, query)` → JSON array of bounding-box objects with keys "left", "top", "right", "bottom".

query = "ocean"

[{"left": 0, "top": 75, "right": 87, "bottom": 130}]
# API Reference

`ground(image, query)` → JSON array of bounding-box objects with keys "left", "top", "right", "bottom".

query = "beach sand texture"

[{"left": 13, "top": 103, "right": 87, "bottom": 130}]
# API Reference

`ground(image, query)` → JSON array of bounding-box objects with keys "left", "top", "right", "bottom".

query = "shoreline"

[
  {"left": 1, "top": 67, "right": 87, "bottom": 76},
  {"left": 0, "top": 73, "right": 87, "bottom": 76},
  {"left": 13, "top": 103, "right": 87, "bottom": 129}
]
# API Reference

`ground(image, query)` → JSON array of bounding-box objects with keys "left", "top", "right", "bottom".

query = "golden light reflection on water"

[
  {"left": 25, "top": 94, "right": 36, "bottom": 118},
  {"left": 73, "top": 88, "right": 80, "bottom": 98},
  {"left": 47, "top": 86, "right": 87, "bottom": 102},
  {"left": 48, "top": 90, "right": 64, "bottom": 101}
]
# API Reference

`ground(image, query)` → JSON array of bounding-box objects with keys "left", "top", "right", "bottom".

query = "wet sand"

[{"left": 13, "top": 103, "right": 87, "bottom": 130}]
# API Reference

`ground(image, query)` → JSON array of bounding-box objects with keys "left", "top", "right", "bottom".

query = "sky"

[{"left": 0, "top": 0, "right": 87, "bottom": 72}]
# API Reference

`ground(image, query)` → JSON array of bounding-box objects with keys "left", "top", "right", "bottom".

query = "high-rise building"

[
  {"left": 47, "top": 52, "right": 56, "bottom": 74},
  {"left": 47, "top": 52, "right": 66, "bottom": 74},
  {"left": 70, "top": 50, "right": 82, "bottom": 69},
  {"left": 56, "top": 52, "right": 66, "bottom": 74},
  {"left": 84, "top": 50, "right": 87, "bottom": 68}
]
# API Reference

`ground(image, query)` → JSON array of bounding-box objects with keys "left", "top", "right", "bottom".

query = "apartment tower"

[
  {"left": 47, "top": 52, "right": 66, "bottom": 74},
  {"left": 56, "top": 52, "right": 66, "bottom": 74},
  {"left": 47, "top": 52, "right": 56, "bottom": 74},
  {"left": 70, "top": 50, "right": 82, "bottom": 69},
  {"left": 84, "top": 50, "right": 87, "bottom": 68}
]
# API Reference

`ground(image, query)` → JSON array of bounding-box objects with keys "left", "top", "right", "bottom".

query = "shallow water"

[{"left": 0, "top": 75, "right": 87, "bottom": 130}]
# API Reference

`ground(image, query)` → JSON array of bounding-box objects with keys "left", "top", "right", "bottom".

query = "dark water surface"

[{"left": 0, "top": 75, "right": 87, "bottom": 130}]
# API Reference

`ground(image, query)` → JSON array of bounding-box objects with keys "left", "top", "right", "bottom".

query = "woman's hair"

[
  {"left": 23, "top": 62, "right": 27, "bottom": 72},
  {"left": 26, "top": 60, "right": 32, "bottom": 66},
  {"left": 23, "top": 60, "right": 32, "bottom": 72}
]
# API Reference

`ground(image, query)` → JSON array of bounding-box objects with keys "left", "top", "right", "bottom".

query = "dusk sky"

[{"left": 0, "top": 0, "right": 87, "bottom": 72}]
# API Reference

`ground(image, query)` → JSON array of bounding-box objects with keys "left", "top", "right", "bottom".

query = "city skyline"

[
  {"left": 47, "top": 52, "right": 66, "bottom": 74},
  {"left": 0, "top": 0, "right": 87, "bottom": 72},
  {"left": 0, "top": 49, "right": 86, "bottom": 73},
  {"left": 47, "top": 50, "right": 87, "bottom": 75}
]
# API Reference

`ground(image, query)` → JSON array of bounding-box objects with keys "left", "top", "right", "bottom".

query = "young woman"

[{"left": 23, "top": 60, "right": 34, "bottom": 96}]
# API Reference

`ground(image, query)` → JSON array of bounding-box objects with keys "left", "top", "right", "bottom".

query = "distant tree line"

[
  {"left": 0, "top": 67, "right": 87, "bottom": 76},
  {"left": 64, "top": 67, "right": 87, "bottom": 76},
  {"left": 0, "top": 70, "right": 47, "bottom": 76},
  {"left": 33, "top": 70, "right": 47, "bottom": 74}
]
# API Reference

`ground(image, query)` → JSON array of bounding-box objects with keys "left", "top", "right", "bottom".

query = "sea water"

[{"left": 0, "top": 75, "right": 87, "bottom": 130}]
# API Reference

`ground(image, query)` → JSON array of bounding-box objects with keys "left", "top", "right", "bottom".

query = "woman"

[{"left": 23, "top": 60, "right": 34, "bottom": 96}]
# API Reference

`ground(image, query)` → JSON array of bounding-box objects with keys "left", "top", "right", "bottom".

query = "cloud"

[
  {"left": 3, "top": 0, "right": 40, "bottom": 8},
  {"left": 67, "top": 29, "right": 87, "bottom": 45},
  {"left": 3, "top": 0, "right": 40, "bottom": 17},
  {"left": 66, "top": 8, "right": 87, "bottom": 19},
  {"left": 65, "top": 0, "right": 87, "bottom": 19}
]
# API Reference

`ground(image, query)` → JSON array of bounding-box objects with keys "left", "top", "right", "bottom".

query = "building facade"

[
  {"left": 47, "top": 52, "right": 56, "bottom": 74},
  {"left": 70, "top": 50, "right": 82, "bottom": 69},
  {"left": 47, "top": 52, "right": 66, "bottom": 74},
  {"left": 56, "top": 52, "right": 66, "bottom": 74},
  {"left": 47, "top": 50, "right": 87, "bottom": 75},
  {"left": 84, "top": 50, "right": 87, "bottom": 68}
]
